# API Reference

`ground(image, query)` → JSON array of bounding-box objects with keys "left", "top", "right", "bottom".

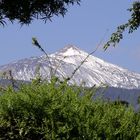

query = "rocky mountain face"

[{"left": 0, "top": 45, "right": 140, "bottom": 89}]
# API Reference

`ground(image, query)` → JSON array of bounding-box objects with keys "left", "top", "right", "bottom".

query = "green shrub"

[{"left": 0, "top": 78, "right": 140, "bottom": 139}]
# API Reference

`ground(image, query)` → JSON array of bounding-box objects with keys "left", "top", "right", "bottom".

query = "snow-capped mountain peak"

[
  {"left": 0, "top": 45, "right": 140, "bottom": 89},
  {"left": 55, "top": 45, "right": 86, "bottom": 57}
]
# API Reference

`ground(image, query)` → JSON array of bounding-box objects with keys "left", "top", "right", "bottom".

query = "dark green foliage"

[
  {"left": 104, "top": 1, "right": 140, "bottom": 50},
  {"left": 0, "top": 0, "right": 80, "bottom": 25},
  {"left": 128, "top": 1, "right": 140, "bottom": 33},
  {"left": 0, "top": 79, "right": 140, "bottom": 139}
]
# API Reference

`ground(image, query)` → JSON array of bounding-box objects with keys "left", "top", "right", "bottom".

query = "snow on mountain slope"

[{"left": 0, "top": 45, "right": 140, "bottom": 89}]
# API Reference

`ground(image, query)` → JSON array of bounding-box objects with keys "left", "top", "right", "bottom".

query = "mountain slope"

[{"left": 0, "top": 45, "right": 140, "bottom": 89}]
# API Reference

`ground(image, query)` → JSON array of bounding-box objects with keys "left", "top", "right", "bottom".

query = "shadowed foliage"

[{"left": 0, "top": 0, "right": 80, "bottom": 25}]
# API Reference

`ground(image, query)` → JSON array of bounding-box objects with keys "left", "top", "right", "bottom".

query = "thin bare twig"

[
  {"left": 67, "top": 29, "right": 109, "bottom": 81},
  {"left": 32, "top": 37, "right": 53, "bottom": 78}
]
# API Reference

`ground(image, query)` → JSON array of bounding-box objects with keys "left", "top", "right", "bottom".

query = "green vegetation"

[
  {"left": 0, "top": 78, "right": 140, "bottom": 140},
  {"left": 0, "top": 0, "right": 80, "bottom": 25},
  {"left": 104, "top": 1, "right": 140, "bottom": 50},
  {"left": 1, "top": 1, "right": 140, "bottom": 139}
]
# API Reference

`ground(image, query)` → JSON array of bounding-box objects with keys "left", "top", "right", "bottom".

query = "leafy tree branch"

[
  {"left": 0, "top": 0, "right": 81, "bottom": 25},
  {"left": 104, "top": 1, "right": 140, "bottom": 50}
]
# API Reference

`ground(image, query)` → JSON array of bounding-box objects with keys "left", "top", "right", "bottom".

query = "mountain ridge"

[{"left": 0, "top": 45, "right": 140, "bottom": 89}]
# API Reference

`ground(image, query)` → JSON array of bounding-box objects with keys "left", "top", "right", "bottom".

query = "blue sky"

[{"left": 0, "top": 0, "right": 140, "bottom": 72}]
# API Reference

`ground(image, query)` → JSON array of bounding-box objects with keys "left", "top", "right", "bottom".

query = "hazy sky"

[{"left": 0, "top": 0, "right": 140, "bottom": 72}]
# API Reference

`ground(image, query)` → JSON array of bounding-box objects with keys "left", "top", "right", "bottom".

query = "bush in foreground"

[{"left": 0, "top": 78, "right": 140, "bottom": 139}]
